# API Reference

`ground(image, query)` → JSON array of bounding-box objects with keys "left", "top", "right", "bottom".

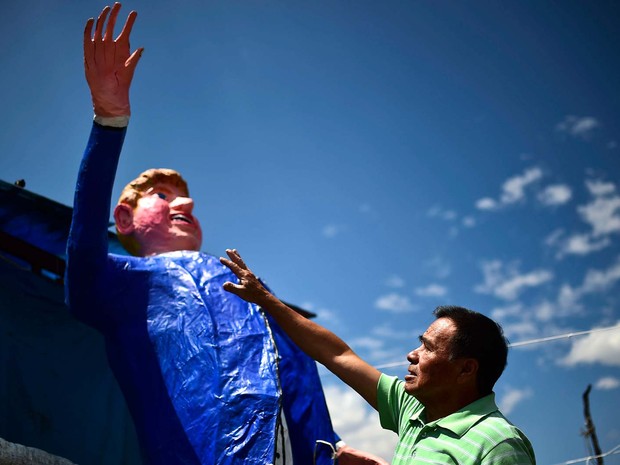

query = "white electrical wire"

[
  {"left": 371, "top": 323, "right": 620, "bottom": 370},
  {"left": 552, "top": 443, "right": 620, "bottom": 465},
  {"left": 508, "top": 323, "right": 620, "bottom": 348}
]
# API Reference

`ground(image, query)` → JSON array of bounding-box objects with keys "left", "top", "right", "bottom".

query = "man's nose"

[{"left": 407, "top": 349, "right": 419, "bottom": 364}]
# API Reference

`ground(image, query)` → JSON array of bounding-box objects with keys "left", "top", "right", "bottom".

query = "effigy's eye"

[{"left": 156, "top": 192, "right": 167, "bottom": 200}]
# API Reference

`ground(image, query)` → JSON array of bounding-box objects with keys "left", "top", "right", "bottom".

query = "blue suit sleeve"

[{"left": 65, "top": 122, "right": 127, "bottom": 327}]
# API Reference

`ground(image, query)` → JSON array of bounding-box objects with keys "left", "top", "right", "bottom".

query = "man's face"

[
  {"left": 130, "top": 182, "right": 203, "bottom": 256},
  {"left": 404, "top": 318, "right": 463, "bottom": 405}
]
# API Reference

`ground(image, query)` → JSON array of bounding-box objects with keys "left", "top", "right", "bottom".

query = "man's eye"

[{"left": 156, "top": 192, "right": 167, "bottom": 200}]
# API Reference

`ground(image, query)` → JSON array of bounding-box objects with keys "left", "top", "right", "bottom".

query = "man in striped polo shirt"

[{"left": 221, "top": 249, "right": 536, "bottom": 465}]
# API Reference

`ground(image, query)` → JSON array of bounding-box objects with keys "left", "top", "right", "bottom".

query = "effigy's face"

[{"left": 132, "top": 182, "right": 203, "bottom": 255}]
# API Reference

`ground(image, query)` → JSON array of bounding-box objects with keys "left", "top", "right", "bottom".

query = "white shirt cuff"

[{"left": 94, "top": 115, "right": 130, "bottom": 128}]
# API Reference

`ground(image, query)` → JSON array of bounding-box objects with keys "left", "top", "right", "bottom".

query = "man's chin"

[{"left": 403, "top": 380, "right": 419, "bottom": 396}]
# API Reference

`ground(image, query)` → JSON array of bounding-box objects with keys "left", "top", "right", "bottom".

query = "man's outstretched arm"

[{"left": 220, "top": 249, "right": 382, "bottom": 410}]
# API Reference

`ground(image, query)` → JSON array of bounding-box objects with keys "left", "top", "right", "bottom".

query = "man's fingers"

[
  {"left": 117, "top": 10, "right": 138, "bottom": 43},
  {"left": 225, "top": 249, "right": 240, "bottom": 265},
  {"left": 220, "top": 256, "right": 243, "bottom": 275},
  {"left": 223, "top": 281, "right": 243, "bottom": 293},
  {"left": 93, "top": 5, "right": 110, "bottom": 42},
  {"left": 225, "top": 249, "right": 248, "bottom": 269},
  {"left": 225, "top": 248, "right": 239, "bottom": 259},
  {"left": 103, "top": 2, "right": 122, "bottom": 41}
]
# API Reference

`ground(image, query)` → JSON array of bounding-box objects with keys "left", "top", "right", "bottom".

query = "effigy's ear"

[{"left": 114, "top": 203, "right": 135, "bottom": 234}]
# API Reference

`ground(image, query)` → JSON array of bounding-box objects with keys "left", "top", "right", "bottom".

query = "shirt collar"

[{"left": 409, "top": 393, "right": 499, "bottom": 437}]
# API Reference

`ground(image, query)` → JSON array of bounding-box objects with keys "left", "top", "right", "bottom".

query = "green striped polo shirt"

[{"left": 377, "top": 374, "right": 535, "bottom": 465}]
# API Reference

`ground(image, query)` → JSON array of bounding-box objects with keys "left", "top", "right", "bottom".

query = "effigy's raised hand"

[{"left": 84, "top": 3, "right": 143, "bottom": 117}]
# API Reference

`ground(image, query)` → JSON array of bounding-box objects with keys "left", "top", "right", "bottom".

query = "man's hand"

[
  {"left": 220, "top": 249, "right": 273, "bottom": 306},
  {"left": 336, "top": 445, "right": 389, "bottom": 465},
  {"left": 84, "top": 3, "right": 143, "bottom": 117}
]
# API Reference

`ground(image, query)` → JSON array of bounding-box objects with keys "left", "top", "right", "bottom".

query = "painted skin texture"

[{"left": 115, "top": 183, "right": 203, "bottom": 256}]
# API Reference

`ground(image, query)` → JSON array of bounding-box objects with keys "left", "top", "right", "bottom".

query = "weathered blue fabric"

[{"left": 65, "top": 123, "right": 338, "bottom": 465}]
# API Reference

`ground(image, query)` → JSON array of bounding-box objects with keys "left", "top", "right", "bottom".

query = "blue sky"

[{"left": 1, "top": 1, "right": 619, "bottom": 463}]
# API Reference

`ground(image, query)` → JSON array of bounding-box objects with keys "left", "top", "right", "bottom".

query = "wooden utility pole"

[{"left": 582, "top": 384, "right": 604, "bottom": 465}]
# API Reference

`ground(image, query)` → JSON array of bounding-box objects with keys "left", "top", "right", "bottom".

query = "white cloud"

[
  {"left": 532, "top": 300, "right": 555, "bottom": 322},
  {"left": 348, "top": 334, "right": 404, "bottom": 366},
  {"left": 546, "top": 180, "right": 619, "bottom": 258},
  {"left": 428, "top": 206, "right": 471, "bottom": 236},
  {"left": 490, "top": 300, "right": 557, "bottom": 341},
  {"left": 555, "top": 258, "right": 620, "bottom": 314},
  {"left": 560, "top": 322, "right": 620, "bottom": 367},
  {"left": 313, "top": 307, "right": 342, "bottom": 327},
  {"left": 578, "top": 193, "right": 620, "bottom": 237},
  {"left": 491, "top": 303, "right": 523, "bottom": 320},
  {"left": 495, "top": 271, "right": 554, "bottom": 300},
  {"left": 427, "top": 205, "right": 457, "bottom": 221},
  {"left": 586, "top": 179, "right": 616, "bottom": 197},
  {"left": 492, "top": 300, "right": 568, "bottom": 343},
  {"left": 498, "top": 387, "right": 533, "bottom": 415},
  {"left": 555, "top": 115, "right": 600, "bottom": 138},
  {"left": 500, "top": 167, "right": 543, "bottom": 204},
  {"left": 491, "top": 259, "right": 620, "bottom": 343},
  {"left": 476, "top": 197, "right": 498, "bottom": 211},
  {"left": 371, "top": 324, "right": 418, "bottom": 341},
  {"left": 414, "top": 284, "right": 447, "bottom": 298},
  {"left": 502, "top": 320, "right": 539, "bottom": 341},
  {"left": 300, "top": 301, "right": 316, "bottom": 312},
  {"left": 475, "top": 261, "right": 503, "bottom": 293},
  {"left": 538, "top": 184, "right": 572, "bottom": 206},
  {"left": 559, "top": 233, "right": 611, "bottom": 257},
  {"left": 557, "top": 257, "right": 620, "bottom": 315},
  {"left": 545, "top": 228, "right": 565, "bottom": 247},
  {"left": 444, "top": 210, "right": 457, "bottom": 220},
  {"left": 580, "top": 258, "right": 620, "bottom": 293},
  {"left": 375, "top": 293, "right": 414, "bottom": 313},
  {"left": 475, "top": 260, "right": 553, "bottom": 301},
  {"left": 322, "top": 224, "right": 344, "bottom": 238},
  {"left": 350, "top": 337, "right": 384, "bottom": 351},
  {"left": 425, "top": 256, "right": 452, "bottom": 279},
  {"left": 462, "top": 216, "right": 476, "bottom": 228},
  {"left": 595, "top": 376, "right": 620, "bottom": 390},
  {"left": 475, "top": 166, "right": 543, "bottom": 211},
  {"left": 324, "top": 384, "right": 397, "bottom": 461},
  {"left": 384, "top": 275, "right": 405, "bottom": 288},
  {"left": 571, "top": 117, "right": 599, "bottom": 136},
  {"left": 556, "top": 284, "right": 582, "bottom": 312}
]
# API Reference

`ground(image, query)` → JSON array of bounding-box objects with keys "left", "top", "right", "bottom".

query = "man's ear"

[
  {"left": 458, "top": 358, "right": 479, "bottom": 385},
  {"left": 114, "top": 203, "right": 135, "bottom": 235}
]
